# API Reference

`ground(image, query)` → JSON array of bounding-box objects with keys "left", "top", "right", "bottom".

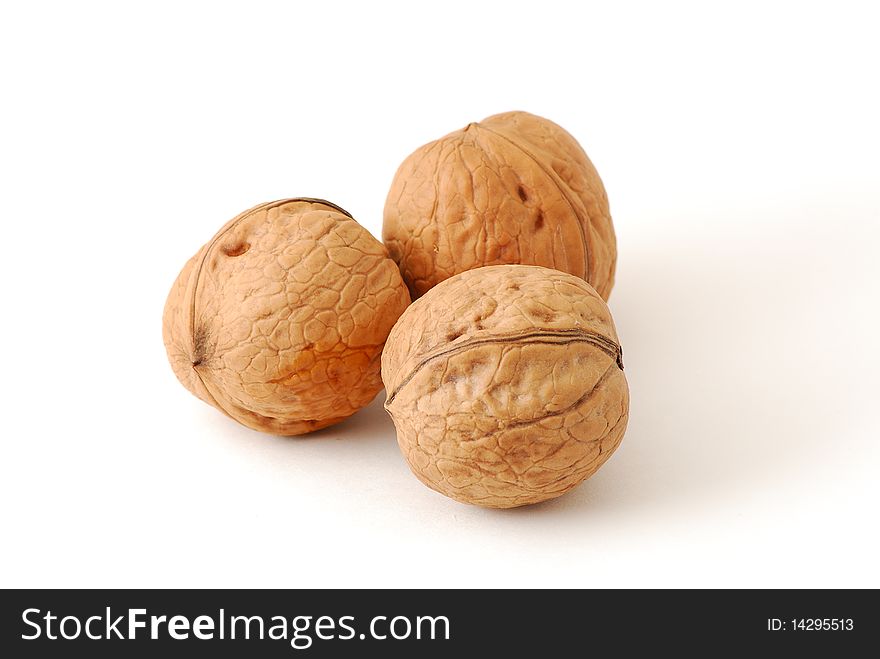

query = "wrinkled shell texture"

[
  {"left": 163, "top": 198, "right": 411, "bottom": 436},
  {"left": 383, "top": 111, "right": 616, "bottom": 301},
  {"left": 382, "top": 265, "right": 628, "bottom": 508}
]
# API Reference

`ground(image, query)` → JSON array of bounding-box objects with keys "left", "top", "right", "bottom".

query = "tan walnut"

[
  {"left": 163, "top": 198, "right": 411, "bottom": 436},
  {"left": 383, "top": 111, "right": 617, "bottom": 301},
  {"left": 381, "top": 265, "right": 628, "bottom": 508}
]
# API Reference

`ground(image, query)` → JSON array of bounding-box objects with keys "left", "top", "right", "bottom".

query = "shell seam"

[
  {"left": 385, "top": 328, "right": 622, "bottom": 407},
  {"left": 474, "top": 123, "right": 593, "bottom": 282}
]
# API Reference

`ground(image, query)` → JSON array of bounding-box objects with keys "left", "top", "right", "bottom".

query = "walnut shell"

[
  {"left": 383, "top": 111, "right": 616, "bottom": 301},
  {"left": 163, "top": 198, "right": 411, "bottom": 436},
  {"left": 381, "top": 265, "right": 628, "bottom": 508}
]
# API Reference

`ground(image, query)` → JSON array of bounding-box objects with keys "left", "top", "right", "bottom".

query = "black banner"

[{"left": 1, "top": 589, "right": 875, "bottom": 656}]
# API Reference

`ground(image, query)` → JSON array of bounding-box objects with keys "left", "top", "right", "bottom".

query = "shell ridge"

[
  {"left": 474, "top": 123, "right": 592, "bottom": 281},
  {"left": 385, "top": 328, "right": 622, "bottom": 406}
]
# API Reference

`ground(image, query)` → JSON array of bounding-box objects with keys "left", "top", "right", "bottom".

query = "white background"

[{"left": 1, "top": 1, "right": 878, "bottom": 588}]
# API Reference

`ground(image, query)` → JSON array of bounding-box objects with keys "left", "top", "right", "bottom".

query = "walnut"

[
  {"left": 383, "top": 111, "right": 617, "bottom": 301},
  {"left": 163, "top": 198, "right": 411, "bottom": 435},
  {"left": 381, "top": 265, "right": 628, "bottom": 508}
]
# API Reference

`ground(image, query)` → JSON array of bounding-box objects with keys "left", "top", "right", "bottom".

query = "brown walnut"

[
  {"left": 383, "top": 111, "right": 617, "bottom": 301},
  {"left": 163, "top": 198, "right": 411, "bottom": 436},
  {"left": 381, "top": 265, "right": 628, "bottom": 508}
]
